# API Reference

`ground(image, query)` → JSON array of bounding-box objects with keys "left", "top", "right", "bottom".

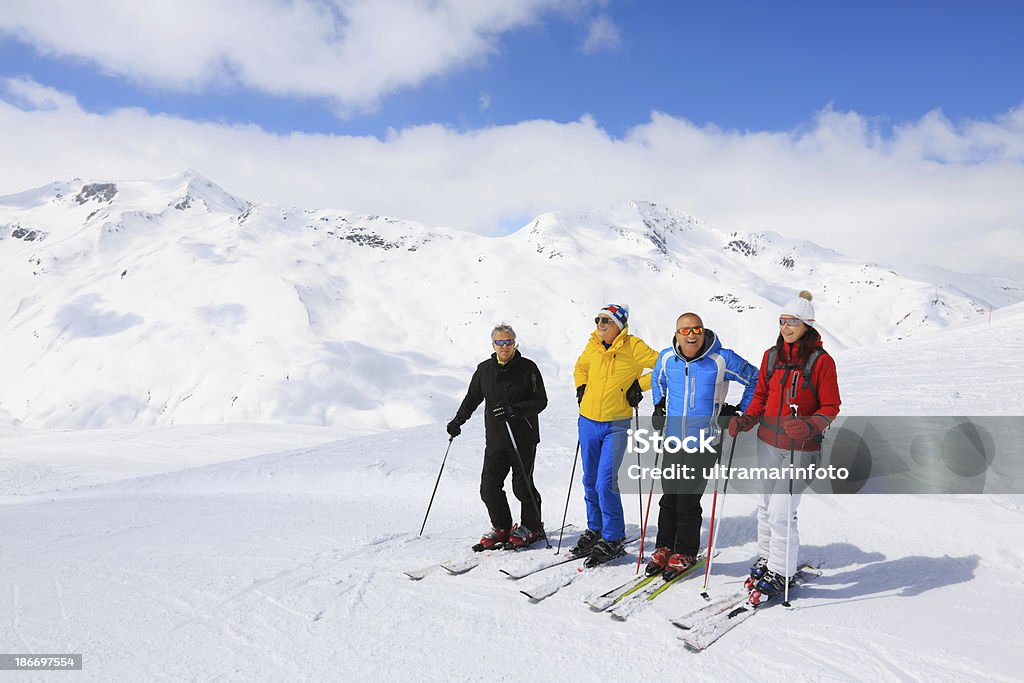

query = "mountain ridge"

[{"left": 1, "top": 171, "right": 1021, "bottom": 429}]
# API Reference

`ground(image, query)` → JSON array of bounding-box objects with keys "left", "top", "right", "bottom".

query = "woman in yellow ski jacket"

[{"left": 570, "top": 304, "right": 658, "bottom": 566}]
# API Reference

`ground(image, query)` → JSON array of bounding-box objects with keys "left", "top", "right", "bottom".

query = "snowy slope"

[
  {"left": 840, "top": 300, "right": 1024, "bottom": 415},
  {"left": 2, "top": 171, "right": 1021, "bottom": 431},
  {"left": 2, "top": 311, "right": 1024, "bottom": 680}
]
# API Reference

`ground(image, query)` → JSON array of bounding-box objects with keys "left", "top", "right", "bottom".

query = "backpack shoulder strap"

[
  {"left": 770, "top": 346, "right": 826, "bottom": 404},
  {"left": 801, "top": 348, "right": 826, "bottom": 403}
]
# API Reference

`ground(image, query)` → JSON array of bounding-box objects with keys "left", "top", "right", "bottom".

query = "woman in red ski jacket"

[{"left": 728, "top": 290, "right": 841, "bottom": 601}]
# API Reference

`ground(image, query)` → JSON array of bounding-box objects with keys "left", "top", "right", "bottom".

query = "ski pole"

[
  {"left": 634, "top": 406, "right": 644, "bottom": 563},
  {"left": 556, "top": 441, "right": 580, "bottom": 555},
  {"left": 419, "top": 436, "right": 455, "bottom": 536},
  {"left": 505, "top": 421, "right": 550, "bottom": 549},
  {"left": 635, "top": 423, "right": 664, "bottom": 574},
  {"left": 701, "top": 428, "right": 739, "bottom": 598},
  {"left": 783, "top": 403, "right": 798, "bottom": 607}
]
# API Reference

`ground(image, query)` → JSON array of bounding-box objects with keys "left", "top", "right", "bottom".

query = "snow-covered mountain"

[{"left": 2, "top": 170, "right": 1021, "bottom": 430}]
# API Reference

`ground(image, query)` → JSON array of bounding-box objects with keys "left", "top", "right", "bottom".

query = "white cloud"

[
  {"left": 1, "top": 77, "right": 1022, "bottom": 281},
  {"left": 2, "top": 77, "right": 79, "bottom": 111},
  {"left": 0, "top": 0, "right": 580, "bottom": 115},
  {"left": 581, "top": 14, "right": 622, "bottom": 54},
  {"left": 478, "top": 91, "right": 492, "bottom": 112}
]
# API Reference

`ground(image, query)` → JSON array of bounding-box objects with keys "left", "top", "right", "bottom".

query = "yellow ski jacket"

[{"left": 573, "top": 326, "right": 658, "bottom": 422}]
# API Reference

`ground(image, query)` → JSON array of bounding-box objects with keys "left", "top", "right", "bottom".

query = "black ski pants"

[
  {"left": 654, "top": 452, "right": 714, "bottom": 556},
  {"left": 480, "top": 443, "right": 542, "bottom": 531},
  {"left": 655, "top": 492, "right": 703, "bottom": 556}
]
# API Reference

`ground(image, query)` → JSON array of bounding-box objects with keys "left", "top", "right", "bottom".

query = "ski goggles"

[
  {"left": 676, "top": 326, "right": 704, "bottom": 335},
  {"left": 779, "top": 318, "right": 803, "bottom": 327},
  {"left": 492, "top": 339, "right": 516, "bottom": 347}
]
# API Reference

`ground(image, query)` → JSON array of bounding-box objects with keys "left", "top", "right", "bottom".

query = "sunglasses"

[
  {"left": 595, "top": 317, "right": 614, "bottom": 325},
  {"left": 493, "top": 339, "right": 516, "bottom": 347},
  {"left": 779, "top": 318, "right": 803, "bottom": 327},
  {"left": 676, "top": 326, "right": 704, "bottom": 336}
]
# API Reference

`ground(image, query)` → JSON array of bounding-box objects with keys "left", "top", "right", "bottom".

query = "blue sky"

[
  {"left": 2, "top": 2, "right": 1020, "bottom": 137},
  {"left": 0, "top": 1, "right": 1022, "bottom": 279}
]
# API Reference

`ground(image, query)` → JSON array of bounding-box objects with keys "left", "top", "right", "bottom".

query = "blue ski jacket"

[{"left": 652, "top": 330, "right": 758, "bottom": 443}]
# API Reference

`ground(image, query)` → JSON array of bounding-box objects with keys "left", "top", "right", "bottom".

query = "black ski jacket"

[{"left": 453, "top": 350, "right": 547, "bottom": 451}]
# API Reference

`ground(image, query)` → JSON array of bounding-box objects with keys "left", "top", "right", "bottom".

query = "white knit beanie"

[{"left": 780, "top": 290, "right": 815, "bottom": 326}]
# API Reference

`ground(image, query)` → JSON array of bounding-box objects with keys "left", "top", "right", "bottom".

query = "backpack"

[{"left": 766, "top": 346, "right": 826, "bottom": 405}]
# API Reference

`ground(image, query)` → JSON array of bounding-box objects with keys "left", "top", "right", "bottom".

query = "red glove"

[
  {"left": 782, "top": 417, "right": 812, "bottom": 440},
  {"left": 728, "top": 414, "right": 757, "bottom": 437}
]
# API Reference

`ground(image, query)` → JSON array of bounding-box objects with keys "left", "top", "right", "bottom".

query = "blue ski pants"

[{"left": 578, "top": 415, "right": 630, "bottom": 541}]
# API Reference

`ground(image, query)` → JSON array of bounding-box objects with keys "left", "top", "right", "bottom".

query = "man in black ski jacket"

[{"left": 447, "top": 323, "right": 548, "bottom": 550}]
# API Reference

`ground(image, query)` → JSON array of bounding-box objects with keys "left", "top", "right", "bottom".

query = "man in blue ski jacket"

[{"left": 644, "top": 312, "right": 758, "bottom": 579}]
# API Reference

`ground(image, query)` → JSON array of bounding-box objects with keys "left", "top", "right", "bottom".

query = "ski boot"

[
  {"left": 507, "top": 524, "right": 545, "bottom": 549},
  {"left": 472, "top": 527, "right": 509, "bottom": 552},
  {"left": 644, "top": 546, "right": 672, "bottom": 577},
  {"left": 569, "top": 528, "right": 601, "bottom": 558},
  {"left": 744, "top": 557, "right": 769, "bottom": 591},
  {"left": 584, "top": 538, "right": 626, "bottom": 568},
  {"left": 662, "top": 552, "right": 697, "bottom": 581},
  {"left": 748, "top": 569, "right": 790, "bottom": 606}
]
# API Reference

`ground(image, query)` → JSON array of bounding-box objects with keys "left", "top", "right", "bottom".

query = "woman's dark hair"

[{"left": 775, "top": 325, "right": 821, "bottom": 363}]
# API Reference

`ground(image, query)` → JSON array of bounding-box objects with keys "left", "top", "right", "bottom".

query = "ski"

[
  {"left": 437, "top": 546, "right": 507, "bottom": 575},
  {"left": 499, "top": 549, "right": 590, "bottom": 580},
  {"left": 519, "top": 568, "right": 584, "bottom": 601},
  {"left": 441, "top": 555, "right": 491, "bottom": 575},
  {"left": 404, "top": 554, "right": 490, "bottom": 579},
  {"left": 520, "top": 548, "right": 626, "bottom": 602},
  {"left": 520, "top": 537, "right": 640, "bottom": 601},
  {"left": 406, "top": 524, "right": 573, "bottom": 579},
  {"left": 608, "top": 554, "right": 708, "bottom": 621},
  {"left": 584, "top": 572, "right": 658, "bottom": 611},
  {"left": 678, "top": 565, "right": 821, "bottom": 652},
  {"left": 671, "top": 561, "right": 816, "bottom": 630},
  {"left": 586, "top": 552, "right": 708, "bottom": 613},
  {"left": 403, "top": 564, "right": 441, "bottom": 581},
  {"left": 670, "top": 589, "right": 749, "bottom": 628},
  {"left": 497, "top": 526, "right": 595, "bottom": 580}
]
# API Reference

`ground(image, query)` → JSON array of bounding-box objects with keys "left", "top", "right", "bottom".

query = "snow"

[
  {"left": 4, "top": 355, "right": 1024, "bottom": 678},
  {"left": 2, "top": 174, "right": 1021, "bottom": 431},
  {"left": 840, "top": 300, "right": 1024, "bottom": 415},
  {"left": 2, "top": 411, "right": 1023, "bottom": 679},
  {"left": 2, "top": 173, "right": 1023, "bottom": 680}
]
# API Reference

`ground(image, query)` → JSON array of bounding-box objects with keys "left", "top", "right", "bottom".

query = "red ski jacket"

[{"left": 743, "top": 339, "right": 841, "bottom": 452}]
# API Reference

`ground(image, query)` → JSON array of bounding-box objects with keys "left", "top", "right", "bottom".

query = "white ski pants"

[{"left": 756, "top": 440, "right": 820, "bottom": 578}]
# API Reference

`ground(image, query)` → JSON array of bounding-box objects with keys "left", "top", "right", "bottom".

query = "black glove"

[
  {"left": 719, "top": 403, "right": 739, "bottom": 417},
  {"left": 446, "top": 419, "right": 462, "bottom": 438},
  {"left": 652, "top": 398, "right": 666, "bottom": 432},
  {"left": 491, "top": 403, "right": 516, "bottom": 421},
  {"left": 626, "top": 379, "right": 644, "bottom": 408},
  {"left": 576, "top": 384, "right": 586, "bottom": 405}
]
